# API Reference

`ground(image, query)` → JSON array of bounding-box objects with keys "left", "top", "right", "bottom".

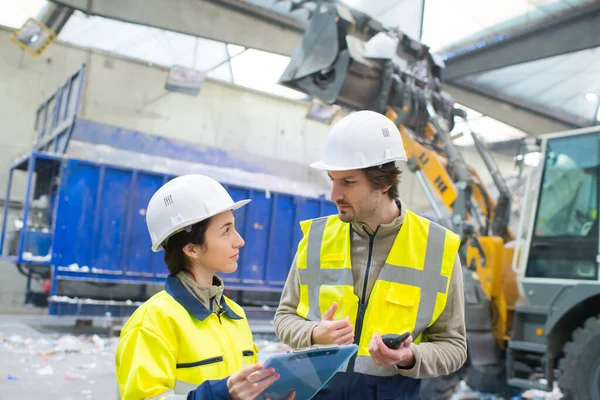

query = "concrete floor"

[
  {"left": 0, "top": 315, "right": 119, "bottom": 400},
  {"left": 0, "top": 314, "right": 562, "bottom": 400},
  {"left": 0, "top": 314, "right": 288, "bottom": 400}
]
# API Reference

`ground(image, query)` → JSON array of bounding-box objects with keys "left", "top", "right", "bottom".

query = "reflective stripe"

[
  {"left": 174, "top": 380, "right": 198, "bottom": 395},
  {"left": 144, "top": 379, "right": 215, "bottom": 399},
  {"left": 147, "top": 388, "right": 187, "bottom": 400},
  {"left": 297, "top": 217, "right": 353, "bottom": 321},
  {"left": 378, "top": 221, "right": 448, "bottom": 338},
  {"left": 307, "top": 218, "right": 326, "bottom": 275},
  {"left": 353, "top": 355, "right": 397, "bottom": 377}
]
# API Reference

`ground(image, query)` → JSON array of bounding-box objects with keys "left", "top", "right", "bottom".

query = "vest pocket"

[
  {"left": 321, "top": 253, "right": 345, "bottom": 270},
  {"left": 177, "top": 355, "right": 226, "bottom": 383},
  {"left": 384, "top": 283, "right": 420, "bottom": 333},
  {"left": 242, "top": 344, "right": 259, "bottom": 366},
  {"left": 385, "top": 284, "right": 419, "bottom": 307},
  {"left": 358, "top": 282, "right": 419, "bottom": 356},
  {"left": 176, "top": 356, "right": 224, "bottom": 369}
]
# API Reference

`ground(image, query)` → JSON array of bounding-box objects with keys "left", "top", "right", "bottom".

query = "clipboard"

[{"left": 257, "top": 344, "right": 358, "bottom": 400}]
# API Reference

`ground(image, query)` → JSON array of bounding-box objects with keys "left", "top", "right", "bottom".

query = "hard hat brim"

[
  {"left": 151, "top": 198, "right": 251, "bottom": 252},
  {"left": 310, "top": 156, "right": 408, "bottom": 171}
]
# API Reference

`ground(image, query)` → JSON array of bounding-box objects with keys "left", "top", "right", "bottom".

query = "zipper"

[
  {"left": 353, "top": 233, "right": 375, "bottom": 347},
  {"left": 345, "top": 232, "right": 376, "bottom": 387},
  {"left": 360, "top": 233, "right": 376, "bottom": 304},
  {"left": 216, "top": 305, "right": 224, "bottom": 324},
  {"left": 217, "top": 303, "right": 246, "bottom": 370}
]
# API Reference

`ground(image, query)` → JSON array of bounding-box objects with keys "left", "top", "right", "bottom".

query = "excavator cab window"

[{"left": 526, "top": 132, "right": 600, "bottom": 281}]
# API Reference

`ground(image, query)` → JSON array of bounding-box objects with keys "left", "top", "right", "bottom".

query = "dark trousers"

[{"left": 312, "top": 372, "right": 421, "bottom": 400}]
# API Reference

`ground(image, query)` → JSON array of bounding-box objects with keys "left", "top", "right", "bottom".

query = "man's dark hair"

[
  {"left": 363, "top": 162, "right": 402, "bottom": 200},
  {"left": 163, "top": 219, "right": 211, "bottom": 275}
]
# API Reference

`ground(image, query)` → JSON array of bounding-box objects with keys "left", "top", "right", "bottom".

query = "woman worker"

[{"left": 116, "top": 174, "right": 294, "bottom": 400}]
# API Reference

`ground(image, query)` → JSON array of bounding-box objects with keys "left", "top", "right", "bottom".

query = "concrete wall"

[{"left": 0, "top": 25, "right": 518, "bottom": 312}]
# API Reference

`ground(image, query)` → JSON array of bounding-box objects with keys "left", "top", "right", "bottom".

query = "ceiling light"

[{"left": 585, "top": 92, "right": 598, "bottom": 102}]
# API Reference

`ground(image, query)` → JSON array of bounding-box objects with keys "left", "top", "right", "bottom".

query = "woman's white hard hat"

[{"left": 146, "top": 174, "right": 250, "bottom": 252}]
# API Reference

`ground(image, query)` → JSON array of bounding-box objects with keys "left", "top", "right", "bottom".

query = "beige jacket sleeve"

[
  {"left": 396, "top": 255, "right": 467, "bottom": 378},
  {"left": 274, "top": 256, "right": 318, "bottom": 349}
]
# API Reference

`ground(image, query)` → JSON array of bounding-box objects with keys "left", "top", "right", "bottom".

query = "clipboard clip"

[{"left": 288, "top": 344, "right": 341, "bottom": 353}]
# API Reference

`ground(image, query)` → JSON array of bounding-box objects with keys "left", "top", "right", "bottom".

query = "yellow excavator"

[{"left": 278, "top": 2, "right": 600, "bottom": 399}]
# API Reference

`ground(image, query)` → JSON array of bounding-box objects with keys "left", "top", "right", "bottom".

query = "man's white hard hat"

[{"left": 311, "top": 110, "right": 407, "bottom": 171}]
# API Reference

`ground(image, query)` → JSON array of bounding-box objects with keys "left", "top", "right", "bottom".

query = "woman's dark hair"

[
  {"left": 363, "top": 162, "right": 402, "bottom": 200},
  {"left": 163, "top": 219, "right": 211, "bottom": 275}
]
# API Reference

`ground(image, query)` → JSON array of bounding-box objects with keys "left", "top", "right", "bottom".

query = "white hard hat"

[
  {"left": 146, "top": 174, "right": 250, "bottom": 252},
  {"left": 311, "top": 110, "right": 407, "bottom": 171}
]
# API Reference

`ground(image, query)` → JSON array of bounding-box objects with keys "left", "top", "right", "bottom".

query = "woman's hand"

[{"left": 227, "top": 363, "right": 295, "bottom": 400}]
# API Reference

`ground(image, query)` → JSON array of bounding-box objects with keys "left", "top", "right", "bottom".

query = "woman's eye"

[{"left": 224, "top": 228, "right": 230, "bottom": 235}]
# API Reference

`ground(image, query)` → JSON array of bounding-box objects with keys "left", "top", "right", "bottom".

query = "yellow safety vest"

[
  {"left": 295, "top": 210, "right": 459, "bottom": 377},
  {"left": 116, "top": 276, "right": 258, "bottom": 399}
]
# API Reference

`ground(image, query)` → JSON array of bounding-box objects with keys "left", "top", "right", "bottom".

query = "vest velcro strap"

[{"left": 352, "top": 355, "right": 398, "bottom": 377}]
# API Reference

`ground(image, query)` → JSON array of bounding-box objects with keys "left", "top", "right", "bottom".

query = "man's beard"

[{"left": 337, "top": 191, "right": 380, "bottom": 223}]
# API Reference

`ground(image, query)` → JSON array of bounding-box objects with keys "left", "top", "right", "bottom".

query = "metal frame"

[
  {"left": 443, "top": 2, "right": 600, "bottom": 80},
  {"left": 0, "top": 65, "right": 85, "bottom": 266},
  {"left": 0, "top": 152, "right": 62, "bottom": 265},
  {"left": 51, "top": 0, "right": 304, "bottom": 56},
  {"left": 33, "top": 64, "right": 85, "bottom": 153}
]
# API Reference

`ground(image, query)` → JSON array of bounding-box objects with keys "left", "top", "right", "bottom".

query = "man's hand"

[
  {"left": 311, "top": 302, "right": 354, "bottom": 345},
  {"left": 368, "top": 332, "right": 415, "bottom": 368}
]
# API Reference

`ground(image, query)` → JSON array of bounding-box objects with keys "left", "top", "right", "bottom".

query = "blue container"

[
  {"left": 46, "top": 154, "right": 336, "bottom": 288},
  {"left": 0, "top": 152, "right": 336, "bottom": 316},
  {"left": 0, "top": 65, "right": 337, "bottom": 316}
]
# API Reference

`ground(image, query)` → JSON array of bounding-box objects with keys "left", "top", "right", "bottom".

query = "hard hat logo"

[
  {"left": 311, "top": 110, "right": 408, "bottom": 171},
  {"left": 145, "top": 174, "right": 250, "bottom": 252}
]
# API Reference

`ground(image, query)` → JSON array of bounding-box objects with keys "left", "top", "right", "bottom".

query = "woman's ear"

[{"left": 182, "top": 243, "right": 202, "bottom": 260}]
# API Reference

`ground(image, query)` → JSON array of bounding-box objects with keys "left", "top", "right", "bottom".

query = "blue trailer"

[{"left": 0, "top": 65, "right": 336, "bottom": 317}]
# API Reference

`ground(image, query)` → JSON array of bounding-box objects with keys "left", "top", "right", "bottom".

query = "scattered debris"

[
  {"left": 78, "top": 362, "right": 98, "bottom": 370},
  {"left": 64, "top": 372, "right": 86, "bottom": 380},
  {"left": 35, "top": 365, "right": 54, "bottom": 376}
]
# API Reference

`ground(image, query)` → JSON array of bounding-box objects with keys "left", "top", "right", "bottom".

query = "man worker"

[{"left": 274, "top": 110, "right": 467, "bottom": 399}]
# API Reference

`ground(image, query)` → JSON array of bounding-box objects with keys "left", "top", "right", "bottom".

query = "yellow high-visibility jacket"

[
  {"left": 296, "top": 210, "right": 460, "bottom": 377},
  {"left": 116, "top": 275, "right": 258, "bottom": 400}
]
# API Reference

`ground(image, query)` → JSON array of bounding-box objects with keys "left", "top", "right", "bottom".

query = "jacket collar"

[
  {"left": 165, "top": 275, "right": 242, "bottom": 321},
  {"left": 351, "top": 199, "right": 405, "bottom": 238}
]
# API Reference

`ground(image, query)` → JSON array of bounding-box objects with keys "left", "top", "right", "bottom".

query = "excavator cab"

[
  {"left": 508, "top": 128, "right": 600, "bottom": 399},
  {"left": 523, "top": 131, "right": 599, "bottom": 281}
]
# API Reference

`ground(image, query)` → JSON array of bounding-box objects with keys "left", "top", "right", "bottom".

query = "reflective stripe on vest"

[{"left": 295, "top": 210, "right": 459, "bottom": 377}]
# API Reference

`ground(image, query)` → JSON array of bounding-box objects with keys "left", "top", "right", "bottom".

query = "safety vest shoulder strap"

[{"left": 296, "top": 214, "right": 354, "bottom": 322}]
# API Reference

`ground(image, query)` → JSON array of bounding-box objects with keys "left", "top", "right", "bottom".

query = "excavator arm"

[{"left": 279, "top": 0, "right": 518, "bottom": 344}]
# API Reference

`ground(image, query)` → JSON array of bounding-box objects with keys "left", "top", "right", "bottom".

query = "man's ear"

[{"left": 381, "top": 185, "right": 392, "bottom": 195}]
